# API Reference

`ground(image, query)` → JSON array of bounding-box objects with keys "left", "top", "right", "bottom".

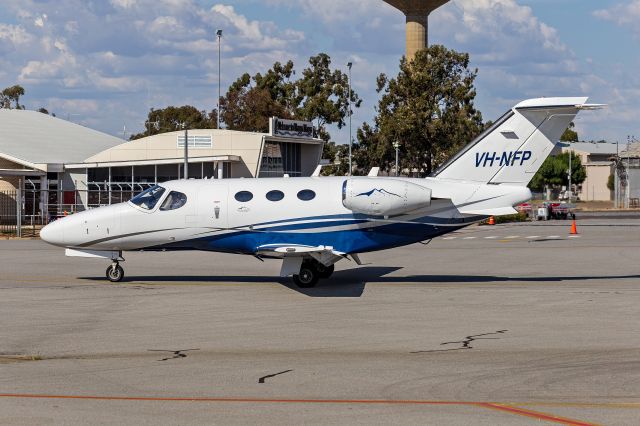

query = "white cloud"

[
  {"left": 594, "top": 0, "right": 640, "bottom": 27},
  {"left": 34, "top": 14, "right": 47, "bottom": 28},
  {"left": 0, "top": 0, "right": 634, "bottom": 142},
  {"left": 0, "top": 23, "right": 34, "bottom": 47}
]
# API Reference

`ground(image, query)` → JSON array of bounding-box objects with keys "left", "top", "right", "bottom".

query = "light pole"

[
  {"left": 216, "top": 29, "right": 223, "bottom": 130},
  {"left": 393, "top": 141, "right": 400, "bottom": 177},
  {"left": 347, "top": 61, "right": 352, "bottom": 176},
  {"left": 567, "top": 143, "right": 572, "bottom": 202},
  {"left": 179, "top": 122, "right": 189, "bottom": 179}
]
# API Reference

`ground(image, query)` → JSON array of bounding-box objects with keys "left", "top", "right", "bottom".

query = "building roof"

[
  {"left": 558, "top": 141, "right": 619, "bottom": 155},
  {"left": 0, "top": 109, "right": 124, "bottom": 167},
  {"left": 620, "top": 141, "right": 640, "bottom": 158}
]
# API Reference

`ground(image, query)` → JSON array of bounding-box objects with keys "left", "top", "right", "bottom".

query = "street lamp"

[
  {"left": 179, "top": 122, "right": 189, "bottom": 179},
  {"left": 567, "top": 142, "right": 572, "bottom": 202},
  {"left": 216, "top": 29, "right": 223, "bottom": 130},
  {"left": 393, "top": 141, "right": 400, "bottom": 177},
  {"left": 347, "top": 61, "right": 352, "bottom": 176}
]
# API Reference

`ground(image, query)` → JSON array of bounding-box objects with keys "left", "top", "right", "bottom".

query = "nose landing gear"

[{"left": 106, "top": 260, "right": 124, "bottom": 282}]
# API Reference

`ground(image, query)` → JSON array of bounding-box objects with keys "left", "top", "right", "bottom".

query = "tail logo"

[{"left": 475, "top": 150, "right": 532, "bottom": 168}]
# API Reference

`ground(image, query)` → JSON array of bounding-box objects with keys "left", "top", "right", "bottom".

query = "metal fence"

[{"left": 0, "top": 188, "right": 141, "bottom": 238}]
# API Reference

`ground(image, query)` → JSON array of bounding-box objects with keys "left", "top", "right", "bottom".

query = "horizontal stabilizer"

[{"left": 458, "top": 206, "right": 518, "bottom": 216}]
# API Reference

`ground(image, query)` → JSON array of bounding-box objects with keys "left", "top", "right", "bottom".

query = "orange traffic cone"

[
  {"left": 570, "top": 219, "right": 578, "bottom": 235},
  {"left": 63, "top": 210, "right": 68, "bottom": 216},
  {"left": 488, "top": 216, "right": 495, "bottom": 225}
]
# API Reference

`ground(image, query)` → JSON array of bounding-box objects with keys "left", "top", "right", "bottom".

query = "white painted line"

[
  {"left": 548, "top": 235, "right": 560, "bottom": 238},
  {"left": 463, "top": 237, "right": 476, "bottom": 240},
  {"left": 484, "top": 236, "right": 498, "bottom": 239},
  {"left": 442, "top": 237, "right": 456, "bottom": 240},
  {"left": 526, "top": 236, "right": 540, "bottom": 239},
  {"left": 568, "top": 235, "right": 581, "bottom": 238},
  {"left": 505, "top": 236, "right": 520, "bottom": 239}
]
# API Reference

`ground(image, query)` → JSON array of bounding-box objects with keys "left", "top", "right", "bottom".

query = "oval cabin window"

[
  {"left": 265, "top": 190, "right": 285, "bottom": 202},
  {"left": 297, "top": 189, "right": 316, "bottom": 201},
  {"left": 234, "top": 191, "right": 253, "bottom": 202}
]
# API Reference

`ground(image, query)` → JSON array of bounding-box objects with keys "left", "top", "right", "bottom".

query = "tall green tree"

[
  {"left": 560, "top": 121, "right": 579, "bottom": 142},
  {"left": 130, "top": 105, "right": 217, "bottom": 140},
  {"left": 529, "top": 151, "right": 586, "bottom": 193},
  {"left": 354, "top": 45, "right": 484, "bottom": 176},
  {"left": 220, "top": 62, "right": 295, "bottom": 133},
  {"left": 1, "top": 85, "right": 25, "bottom": 109},
  {"left": 220, "top": 53, "right": 361, "bottom": 143}
]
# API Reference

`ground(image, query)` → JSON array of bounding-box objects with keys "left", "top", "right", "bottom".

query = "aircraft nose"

[{"left": 40, "top": 219, "right": 65, "bottom": 247}]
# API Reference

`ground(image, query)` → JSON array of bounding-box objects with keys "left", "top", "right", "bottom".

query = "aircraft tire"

[
  {"left": 315, "top": 263, "right": 335, "bottom": 279},
  {"left": 293, "top": 262, "right": 319, "bottom": 288},
  {"left": 106, "top": 264, "right": 124, "bottom": 282}
]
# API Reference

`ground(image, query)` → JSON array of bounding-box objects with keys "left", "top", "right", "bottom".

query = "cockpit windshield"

[
  {"left": 130, "top": 185, "right": 166, "bottom": 210},
  {"left": 159, "top": 191, "right": 187, "bottom": 211}
]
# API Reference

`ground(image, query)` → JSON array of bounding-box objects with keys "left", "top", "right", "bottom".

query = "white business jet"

[{"left": 41, "top": 98, "right": 601, "bottom": 287}]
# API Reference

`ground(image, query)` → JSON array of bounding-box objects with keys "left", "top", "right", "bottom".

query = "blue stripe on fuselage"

[{"left": 148, "top": 220, "right": 478, "bottom": 254}]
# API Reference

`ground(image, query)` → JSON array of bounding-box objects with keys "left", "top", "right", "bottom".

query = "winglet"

[
  {"left": 367, "top": 167, "right": 380, "bottom": 177},
  {"left": 312, "top": 165, "right": 323, "bottom": 177}
]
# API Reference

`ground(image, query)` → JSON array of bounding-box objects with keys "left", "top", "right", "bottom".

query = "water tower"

[{"left": 383, "top": 0, "right": 450, "bottom": 60}]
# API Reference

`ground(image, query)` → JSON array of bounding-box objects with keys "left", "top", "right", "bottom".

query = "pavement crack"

[
  {"left": 147, "top": 348, "right": 199, "bottom": 361},
  {"left": 258, "top": 369, "right": 293, "bottom": 383},
  {"left": 411, "top": 330, "right": 508, "bottom": 353}
]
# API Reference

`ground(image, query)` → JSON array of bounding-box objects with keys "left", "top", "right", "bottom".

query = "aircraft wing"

[
  {"left": 256, "top": 244, "right": 344, "bottom": 255},
  {"left": 255, "top": 244, "right": 349, "bottom": 277}
]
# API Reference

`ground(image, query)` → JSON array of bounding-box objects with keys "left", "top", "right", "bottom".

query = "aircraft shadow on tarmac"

[{"left": 79, "top": 266, "right": 640, "bottom": 298}]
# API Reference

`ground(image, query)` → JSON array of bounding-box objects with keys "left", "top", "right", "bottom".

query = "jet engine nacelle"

[{"left": 342, "top": 179, "right": 432, "bottom": 216}]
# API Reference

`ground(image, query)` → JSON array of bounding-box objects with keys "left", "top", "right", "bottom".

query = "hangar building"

[{"left": 0, "top": 110, "right": 323, "bottom": 221}]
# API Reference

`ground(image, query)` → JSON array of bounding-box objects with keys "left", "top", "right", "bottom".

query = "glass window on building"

[
  {"left": 259, "top": 141, "right": 301, "bottom": 178},
  {"left": 203, "top": 162, "right": 215, "bottom": 178},
  {"left": 88, "top": 167, "right": 109, "bottom": 183},
  {"left": 157, "top": 164, "right": 179, "bottom": 182},
  {"left": 134, "top": 165, "right": 155, "bottom": 183}
]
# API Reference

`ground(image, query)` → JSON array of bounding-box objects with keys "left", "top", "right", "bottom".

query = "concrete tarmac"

[{"left": 1, "top": 220, "right": 639, "bottom": 425}]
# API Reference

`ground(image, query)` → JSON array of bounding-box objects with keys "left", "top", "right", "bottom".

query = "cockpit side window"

[
  {"left": 159, "top": 191, "right": 187, "bottom": 211},
  {"left": 130, "top": 185, "right": 166, "bottom": 210}
]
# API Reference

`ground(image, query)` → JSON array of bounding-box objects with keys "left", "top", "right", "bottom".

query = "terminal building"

[
  {"left": 0, "top": 110, "right": 323, "bottom": 220},
  {"left": 556, "top": 141, "right": 617, "bottom": 201}
]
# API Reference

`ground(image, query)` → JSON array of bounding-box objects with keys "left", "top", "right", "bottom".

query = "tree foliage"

[
  {"left": 130, "top": 105, "right": 217, "bottom": 140},
  {"left": 560, "top": 121, "right": 579, "bottom": 142},
  {"left": 220, "top": 53, "right": 361, "bottom": 142},
  {"left": 529, "top": 151, "right": 586, "bottom": 192},
  {"left": 1, "top": 85, "right": 25, "bottom": 109},
  {"left": 352, "top": 46, "right": 484, "bottom": 176}
]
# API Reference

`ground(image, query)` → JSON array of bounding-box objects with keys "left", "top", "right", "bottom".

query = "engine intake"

[{"left": 342, "top": 178, "right": 432, "bottom": 216}]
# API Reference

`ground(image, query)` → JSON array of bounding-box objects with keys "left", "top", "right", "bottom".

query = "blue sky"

[{"left": 0, "top": 0, "right": 638, "bottom": 144}]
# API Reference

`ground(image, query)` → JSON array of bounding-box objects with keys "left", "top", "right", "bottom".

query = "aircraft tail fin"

[{"left": 433, "top": 97, "right": 601, "bottom": 186}]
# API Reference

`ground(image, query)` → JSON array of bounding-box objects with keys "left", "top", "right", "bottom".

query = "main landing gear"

[
  {"left": 292, "top": 259, "right": 335, "bottom": 288},
  {"left": 106, "top": 261, "right": 124, "bottom": 282}
]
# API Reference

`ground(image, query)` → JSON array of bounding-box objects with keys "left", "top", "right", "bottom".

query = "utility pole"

[
  {"left": 393, "top": 141, "right": 400, "bottom": 177},
  {"left": 217, "top": 29, "right": 223, "bottom": 130},
  {"left": 347, "top": 61, "right": 352, "bottom": 176},
  {"left": 180, "top": 123, "right": 189, "bottom": 179},
  {"left": 615, "top": 141, "right": 619, "bottom": 208},
  {"left": 568, "top": 143, "right": 572, "bottom": 202}
]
